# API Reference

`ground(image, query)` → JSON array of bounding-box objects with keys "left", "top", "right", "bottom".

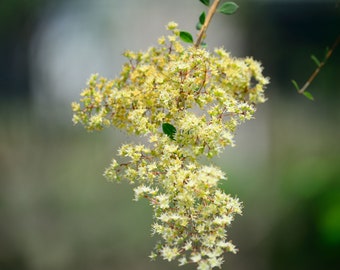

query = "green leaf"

[
  {"left": 196, "top": 13, "right": 205, "bottom": 30},
  {"left": 217, "top": 2, "right": 239, "bottom": 15},
  {"left": 303, "top": 91, "right": 314, "bottom": 101},
  {"left": 324, "top": 46, "right": 329, "bottom": 61},
  {"left": 291, "top": 80, "right": 300, "bottom": 91},
  {"left": 162, "top": 123, "right": 177, "bottom": 140},
  {"left": 311, "top": 54, "right": 321, "bottom": 67},
  {"left": 179, "top": 31, "right": 194, "bottom": 43},
  {"left": 199, "top": 0, "right": 210, "bottom": 6},
  {"left": 196, "top": 22, "right": 202, "bottom": 31},
  {"left": 199, "top": 11, "right": 206, "bottom": 25}
]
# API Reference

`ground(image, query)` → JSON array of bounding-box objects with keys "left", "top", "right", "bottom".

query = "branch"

[
  {"left": 195, "top": 0, "right": 221, "bottom": 48},
  {"left": 297, "top": 34, "right": 340, "bottom": 95}
]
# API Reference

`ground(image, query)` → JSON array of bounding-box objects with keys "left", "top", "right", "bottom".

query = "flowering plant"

[{"left": 72, "top": 1, "right": 269, "bottom": 269}]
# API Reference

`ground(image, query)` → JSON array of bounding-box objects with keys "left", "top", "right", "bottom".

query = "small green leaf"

[
  {"left": 162, "top": 123, "right": 177, "bottom": 140},
  {"left": 199, "top": 11, "right": 206, "bottom": 25},
  {"left": 217, "top": 2, "right": 239, "bottom": 15},
  {"left": 303, "top": 91, "right": 314, "bottom": 101},
  {"left": 196, "top": 13, "right": 205, "bottom": 30},
  {"left": 179, "top": 31, "right": 194, "bottom": 43},
  {"left": 200, "top": 42, "right": 207, "bottom": 48},
  {"left": 324, "top": 46, "right": 329, "bottom": 61},
  {"left": 199, "top": 0, "right": 210, "bottom": 6},
  {"left": 291, "top": 80, "right": 300, "bottom": 91},
  {"left": 311, "top": 54, "right": 321, "bottom": 67}
]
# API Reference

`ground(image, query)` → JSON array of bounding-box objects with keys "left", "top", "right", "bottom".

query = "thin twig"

[
  {"left": 298, "top": 34, "right": 340, "bottom": 94},
  {"left": 194, "top": 0, "right": 221, "bottom": 48}
]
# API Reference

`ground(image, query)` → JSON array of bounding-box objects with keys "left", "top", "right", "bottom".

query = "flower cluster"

[{"left": 72, "top": 22, "right": 268, "bottom": 269}]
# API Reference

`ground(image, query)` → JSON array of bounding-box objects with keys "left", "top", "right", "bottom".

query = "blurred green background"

[{"left": 1, "top": 0, "right": 339, "bottom": 269}]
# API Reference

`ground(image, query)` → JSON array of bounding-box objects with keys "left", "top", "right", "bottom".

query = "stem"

[
  {"left": 298, "top": 34, "right": 340, "bottom": 94},
  {"left": 195, "top": 0, "right": 221, "bottom": 48}
]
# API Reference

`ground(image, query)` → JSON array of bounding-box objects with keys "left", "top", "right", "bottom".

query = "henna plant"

[{"left": 72, "top": 1, "right": 269, "bottom": 269}]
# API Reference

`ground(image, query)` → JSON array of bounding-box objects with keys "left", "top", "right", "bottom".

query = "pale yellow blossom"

[{"left": 72, "top": 22, "right": 268, "bottom": 270}]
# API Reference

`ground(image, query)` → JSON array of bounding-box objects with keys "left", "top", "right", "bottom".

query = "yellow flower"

[{"left": 72, "top": 21, "right": 268, "bottom": 269}]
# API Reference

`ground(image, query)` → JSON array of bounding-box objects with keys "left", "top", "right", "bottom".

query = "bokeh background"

[{"left": 1, "top": 0, "right": 339, "bottom": 269}]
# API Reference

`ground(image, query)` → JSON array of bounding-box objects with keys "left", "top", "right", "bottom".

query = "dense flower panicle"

[{"left": 72, "top": 22, "right": 268, "bottom": 269}]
